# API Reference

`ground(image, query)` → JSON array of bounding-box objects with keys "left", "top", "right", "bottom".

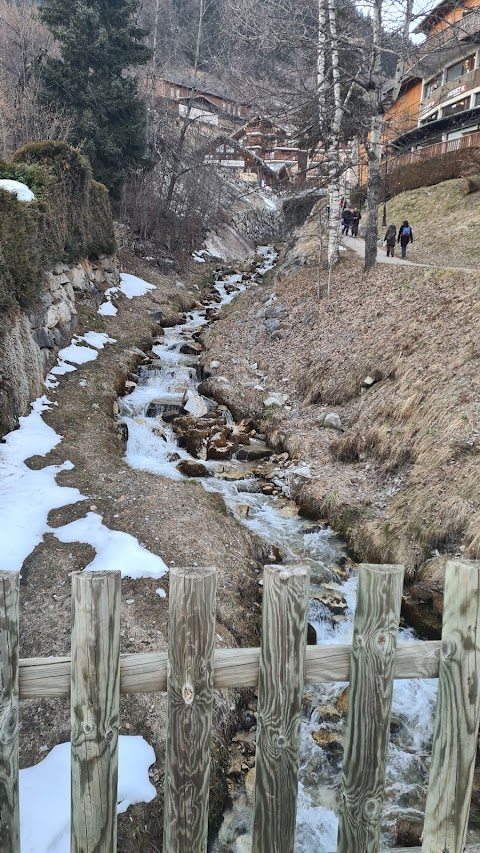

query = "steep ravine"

[{"left": 116, "top": 247, "right": 459, "bottom": 851}]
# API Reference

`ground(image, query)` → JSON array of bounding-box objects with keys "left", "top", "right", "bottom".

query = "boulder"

[
  {"left": 236, "top": 443, "right": 272, "bottom": 462},
  {"left": 323, "top": 412, "right": 343, "bottom": 431},
  {"left": 176, "top": 459, "right": 210, "bottom": 478},
  {"left": 183, "top": 390, "right": 210, "bottom": 418},
  {"left": 180, "top": 341, "right": 203, "bottom": 356},
  {"left": 311, "top": 730, "right": 343, "bottom": 752},
  {"left": 394, "top": 816, "right": 423, "bottom": 847}
]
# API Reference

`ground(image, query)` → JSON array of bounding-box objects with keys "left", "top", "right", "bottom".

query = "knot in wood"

[
  {"left": 3, "top": 707, "right": 18, "bottom": 740},
  {"left": 182, "top": 684, "right": 194, "bottom": 705},
  {"left": 277, "top": 735, "right": 286, "bottom": 749},
  {"left": 356, "top": 634, "right": 364, "bottom": 648},
  {"left": 363, "top": 797, "right": 381, "bottom": 820},
  {"left": 441, "top": 639, "right": 456, "bottom": 661},
  {"left": 82, "top": 720, "right": 95, "bottom": 735},
  {"left": 375, "top": 631, "right": 392, "bottom": 653}
]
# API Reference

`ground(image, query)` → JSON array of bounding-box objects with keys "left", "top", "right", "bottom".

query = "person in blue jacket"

[{"left": 397, "top": 220, "right": 413, "bottom": 258}]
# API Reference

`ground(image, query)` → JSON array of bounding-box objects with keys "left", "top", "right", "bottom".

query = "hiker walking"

[
  {"left": 397, "top": 220, "right": 413, "bottom": 259},
  {"left": 341, "top": 206, "right": 352, "bottom": 235},
  {"left": 351, "top": 208, "right": 361, "bottom": 237},
  {"left": 384, "top": 224, "right": 396, "bottom": 257}
]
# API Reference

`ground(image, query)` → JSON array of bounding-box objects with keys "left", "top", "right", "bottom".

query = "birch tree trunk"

[{"left": 326, "top": 0, "right": 343, "bottom": 271}]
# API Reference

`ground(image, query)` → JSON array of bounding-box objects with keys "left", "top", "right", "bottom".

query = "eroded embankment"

[{"left": 199, "top": 240, "right": 480, "bottom": 637}]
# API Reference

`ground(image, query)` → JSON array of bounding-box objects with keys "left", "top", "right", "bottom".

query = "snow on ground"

[
  {"left": 98, "top": 274, "right": 156, "bottom": 314},
  {"left": 98, "top": 300, "right": 118, "bottom": 316},
  {"left": 119, "top": 274, "right": 156, "bottom": 298},
  {"left": 0, "top": 178, "right": 35, "bottom": 202},
  {"left": 0, "top": 397, "right": 84, "bottom": 572},
  {"left": 52, "top": 512, "right": 168, "bottom": 580},
  {"left": 0, "top": 322, "right": 168, "bottom": 583},
  {"left": 20, "top": 736, "right": 156, "bottom": 852}
]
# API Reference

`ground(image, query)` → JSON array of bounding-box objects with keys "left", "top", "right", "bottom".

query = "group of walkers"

[
  {"left": 340, "top": 201, "right": 414, "bottom": 259},
  {"left": 383, "top": 220, "right": 413, "bottom": 259},
  {"left": 341, "top": 205, "right": 361, "bottom": 237}
]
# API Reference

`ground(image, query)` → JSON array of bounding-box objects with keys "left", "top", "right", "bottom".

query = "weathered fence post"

[
  {"left": 163, "top": 566, "right": 217, "bottom": 853},
  {"left": 422, "top": 559, "right": 480, "bottom": 853},
  {"left": 0, "top": 571, "right": 20, "bottom": 853},
  {"left": 252, "top": 564, "right": 310, "bottom": 853},
  {"left": 337, "top": 563, "right": 404, "bottom": 853},
  {"left": 70, "top": 571, "right": 121, "bottom": 853}
]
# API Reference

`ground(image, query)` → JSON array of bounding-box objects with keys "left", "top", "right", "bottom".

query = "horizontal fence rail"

[
  {"left": 18, "top": 641, "right": 442, "bottom": 698},
  {"left": 2, "top": 560, "right": 480, "bottom": 853}
]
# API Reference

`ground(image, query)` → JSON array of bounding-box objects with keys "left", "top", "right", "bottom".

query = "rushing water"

[{"left": 119, "top": 246, "right": 438, "bottom": 852}]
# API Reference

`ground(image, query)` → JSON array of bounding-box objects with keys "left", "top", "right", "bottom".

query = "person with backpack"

[
  {"left": 397, "top": 220, "right": 413, "bottom": 259},
  {"left": 383, "top": 224, "right": 396, "bottom": 257}
]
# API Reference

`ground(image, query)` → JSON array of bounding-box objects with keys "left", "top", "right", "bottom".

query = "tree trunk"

[{"left": 364, "top": 113, "right": 382, "bottom": 272}]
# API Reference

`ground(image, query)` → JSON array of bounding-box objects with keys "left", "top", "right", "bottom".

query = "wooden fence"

[{"left": 1, "top": 560, "right": 480, "bottom": 852}]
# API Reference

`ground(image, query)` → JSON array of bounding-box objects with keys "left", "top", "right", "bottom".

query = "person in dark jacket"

[
  {"left": 341, "top": 206, "right": 352, "bottom": 235},
  {"left": 397, "top": 220, "right": 413, "bottom": 258},
  {"left": 351, "top": 208, "right": 361, "bottom": 237},
  {"left": 383, "top": 224, "right": 396, "bottom": 257}
]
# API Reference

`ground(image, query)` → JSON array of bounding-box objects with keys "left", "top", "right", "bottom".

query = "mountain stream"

[{"left": 118, "top": 246, "right": 438, "bottom": 851}]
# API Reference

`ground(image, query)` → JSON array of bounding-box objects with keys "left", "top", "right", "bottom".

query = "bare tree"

[{"left": 0, "top": 0, "right": 73, "bottom": 158}]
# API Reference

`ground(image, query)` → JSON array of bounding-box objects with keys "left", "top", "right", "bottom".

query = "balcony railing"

[
  {"left": 380, "top": 128, "right": 480, "bottom": 176},
  {"left": 405, "top": 8, "right": 480, "bottom": 76}
]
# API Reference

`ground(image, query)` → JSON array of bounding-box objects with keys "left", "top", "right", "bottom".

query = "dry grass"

[{"left": 379, "top": 177, "right": 480, "bottom": 268}]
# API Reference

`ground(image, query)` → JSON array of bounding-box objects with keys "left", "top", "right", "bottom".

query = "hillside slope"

[
  {"left": 378, "top": 177, "right": 480, "bottom": 268},
  {"left": 201, "top": 200, "right": 480, "bottom": 635}
]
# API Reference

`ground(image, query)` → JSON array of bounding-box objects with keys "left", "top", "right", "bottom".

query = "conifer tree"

[{"left": 40, "top": 0, "right": 151, "bottom": 196}]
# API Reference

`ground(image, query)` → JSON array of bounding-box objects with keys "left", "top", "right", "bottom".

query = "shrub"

[{"left": 0, "top": 142, "right": 115, "bottom": 312}]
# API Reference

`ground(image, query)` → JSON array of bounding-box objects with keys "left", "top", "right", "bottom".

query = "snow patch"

[
  {"left": 20, "top": 736, "right": 156, "bottom": 852},
  {"left": 0, "top": 178, "right": 35, "bottom": 202},
  {"left": 51, "top": 512, "right": 169, "bottom": 579},
  {"left": 0, "top": 397, "right": 84, "bottom": 572},
  {"left": 98, "top": 300, "right": 118, "bottom": 316},
  {"left": 119, "top": 273, "right": 156, "bottom": 299}
]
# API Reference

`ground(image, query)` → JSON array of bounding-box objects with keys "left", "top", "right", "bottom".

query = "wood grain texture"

[
  {"left": 252, "top": 565, "right": 310, "bottom": 853},
  {"left": 70, "top": 571, "right": 121, "bottom": 853},
  {"left": 17, "top": 641, "right": 442, "bottom": 699},
  {"left": 0, "top": 572, "right": 20, "bottom": 853},
  {"left": 422, "top": 560, "right": 480, "bottom": 853},
  {"left": 163, "top": 567, "right": 216, "bottom": 853},
  {"left": 337, "top": 564, "right": 404, "bottom": 853}
]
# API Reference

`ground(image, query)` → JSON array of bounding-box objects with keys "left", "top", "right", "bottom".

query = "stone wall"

[
  {"left": 0, "top": 255, "right": 118, "bottom": 436},
  {"left": 228, "top": 204, "right": 283, "bottom": 245}
]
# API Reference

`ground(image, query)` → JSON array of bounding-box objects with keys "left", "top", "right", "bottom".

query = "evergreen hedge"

[{"left": 0, "top": 142, "right": 115, "bottom": 312}]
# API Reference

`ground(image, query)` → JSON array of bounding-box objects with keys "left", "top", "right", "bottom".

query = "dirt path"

[{"left": 342, "top": 234, "right": 478, "bottom": 272}]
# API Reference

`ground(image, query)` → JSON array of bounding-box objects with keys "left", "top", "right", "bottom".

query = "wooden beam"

[
  {"left": 422, "top": 560, "right": 480, "bottom": 853},
  {"left": 337, "top": 564, "right": 404, "bottom": 853},
  {"left": 70, "top": 571, "right": 121, "bottom": 853},
  {"left": 0, "top": 571, "right": 20, "bottom": 853},
  {"left": 18, "top": 641, "right": 442, "bottom": 699},
  {"left": 252, "top": 565, "right": 310, "bottom": 853},
  {"left": 163, "top": 567, "right": 216, "bottom": 853}
]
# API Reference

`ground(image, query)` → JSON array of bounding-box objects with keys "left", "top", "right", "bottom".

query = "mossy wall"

[{"left": 0, "top": 142, "right": 115, "bottom": 313}]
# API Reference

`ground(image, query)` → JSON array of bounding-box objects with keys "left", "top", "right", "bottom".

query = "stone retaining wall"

[{"left": 0, "top": 255, "right": 119, "bottom": 436}]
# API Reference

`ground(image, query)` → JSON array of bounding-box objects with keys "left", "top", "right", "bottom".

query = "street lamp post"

[{"left": 382, "top": 144, "right": 389, "bottom": 228}]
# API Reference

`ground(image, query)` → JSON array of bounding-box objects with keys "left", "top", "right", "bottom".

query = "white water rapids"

[{"left": 118, "top": 246, "right": 438, "bottom": 851}]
